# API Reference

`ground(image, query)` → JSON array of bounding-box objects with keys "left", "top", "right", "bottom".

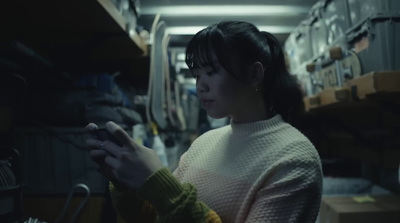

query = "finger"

[
  {"left": 101, "top": 141, "right": 124, "bottom": 159},
  {"left": 89, "top": 150, "right": 108, "bottom": 169},
  {"left": 104, "top": 155, "right": 120, "bottom": 170},
  {"left": 89, "top": 149, "right": 108, "bottom": 160},
  {"left": 106, "top": 121, "right": 133, "bottom": 148},
  {"left": 86, "top": 123, "right": 98, "bottom": 131},
  {"left": 86, "top": 139, "right": 103, "bottom": 149}
]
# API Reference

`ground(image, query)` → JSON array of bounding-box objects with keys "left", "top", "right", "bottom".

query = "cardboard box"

[
  {"left": 319, "top": 195, "right": 400, "bottom": 223},
  {"left": 344, "top": 71, "right": 400, "bottom": 99}
]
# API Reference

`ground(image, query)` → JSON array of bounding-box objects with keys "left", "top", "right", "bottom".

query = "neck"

[{"left": 231, "top": 97, "right": 269, "bottom": 123}]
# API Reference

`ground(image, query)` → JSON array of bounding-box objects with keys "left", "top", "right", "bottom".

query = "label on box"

[
  {"left": 355, "top": 36, "right": 369, "bottom": 53},
  {"left": 352, "top": 195, "right": 376, "bottom": 203}
]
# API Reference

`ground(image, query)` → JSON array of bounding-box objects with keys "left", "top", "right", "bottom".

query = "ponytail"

[{"left": 261, "top": 31, "right": 305, "bottom": 126}]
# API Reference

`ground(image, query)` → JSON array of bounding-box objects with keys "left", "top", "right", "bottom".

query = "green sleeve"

[
  {"left": 110, "top": 168, "right": 222, "bottom": 223},
  {"left": 109, "top": 181, "right": 157, "bottom": 223},
  {"left": 138, "top": 168, "right": 221, "bottom": 223}
]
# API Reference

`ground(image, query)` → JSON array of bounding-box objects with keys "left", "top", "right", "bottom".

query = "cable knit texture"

[{"left": 173, "top": 115, "right": 323, "bottom": 223}]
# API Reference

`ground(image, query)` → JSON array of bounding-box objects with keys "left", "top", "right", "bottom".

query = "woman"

[{"left": 86, "top": 21, "right": 322, "bottom": 223}]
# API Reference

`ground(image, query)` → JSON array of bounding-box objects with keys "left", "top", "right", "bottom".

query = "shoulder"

[
  {"left": 257, "top": 123, "right": 321, "bottom": 173},
  {"left": 192, "top": 125, "right": 230, "bottom": 145},
  {"left": 181, "top": 125, "right": 230, "bottom": 158}
]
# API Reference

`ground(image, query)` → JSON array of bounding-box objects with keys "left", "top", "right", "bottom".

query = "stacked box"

[
  {"left": 287, "top": 0, "right": 400, "bottom": 97},
  {"left": 310, "top": 7, "right": 329, "bottom": 58},
  {"left": 322, "top": 0, "right": 352, "bottom": 50},
  {"left": 296, "top": 71, "right": 315, "bottom": 96},
  {"left": 319, "top": 195, "right": 400, "bottom": 223},
  {"left": 347, "top": 0, "right": 400, "bottom": 28},
  {"left": 285, "top": 19, "right": 314, "bottom": 73},
  {"left": 310, "top": 0, "right": 352, "bottom": 57},
  {"left": 347, "top": 15, "right": 400, "bottom": 74}
]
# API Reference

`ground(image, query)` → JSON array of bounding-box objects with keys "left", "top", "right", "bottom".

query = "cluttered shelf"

[
  {"left": 300, "top": 71, "right": 400, "bottom": 170},
  {"left": 1, "top": 0, "right": 148, "bottom": 75},
  {"left": 303, "top": 71, "right": 400, "bottom": 111}
]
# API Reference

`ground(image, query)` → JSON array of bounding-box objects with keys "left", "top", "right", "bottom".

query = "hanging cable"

[{"left": 54, "top": 183, "right": 91, "bottom": 223}]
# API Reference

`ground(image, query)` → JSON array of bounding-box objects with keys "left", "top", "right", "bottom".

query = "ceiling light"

[
  {"left": 166, "top": 26, "right": 295, "bottom": 35},
  {"left": 142, "top": 5, "right": 309, "bottom": 16}
]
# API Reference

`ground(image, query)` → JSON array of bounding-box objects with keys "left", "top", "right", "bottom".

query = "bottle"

[
  {"left": 151, "top": 122, "right": 169, "bottom": 167},
  {"left": 165, "top": 136, "right": 179, "bottom": 171}
]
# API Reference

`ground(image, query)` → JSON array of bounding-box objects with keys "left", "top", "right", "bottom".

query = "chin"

[{"left": 207, "top": 111, "right": 227, "bottom": 119}]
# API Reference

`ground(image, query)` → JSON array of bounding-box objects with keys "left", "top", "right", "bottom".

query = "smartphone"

[{"left": 90, "top": 128, "right": 122, "bottom": 147}]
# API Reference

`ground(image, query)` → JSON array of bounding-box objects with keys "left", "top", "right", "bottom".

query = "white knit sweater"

[{"left": 173, "top": 115, "right": 322, "bottom": 223}]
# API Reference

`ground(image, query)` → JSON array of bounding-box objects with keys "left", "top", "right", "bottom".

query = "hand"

[
  {"left": 86, "top": 123, "right": 117, "bottom": 182},
  {"left": 86, "top": 121, "right": 164, "bottom": 190}
]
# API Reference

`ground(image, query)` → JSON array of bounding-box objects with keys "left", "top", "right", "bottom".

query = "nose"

[{"left": 196, "top": 76, "right": 209, "bottom": 93}]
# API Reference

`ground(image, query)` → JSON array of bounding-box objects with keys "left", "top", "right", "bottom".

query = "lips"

[{"left": 200, "top": 99, "right": 214, "bottom": 107}]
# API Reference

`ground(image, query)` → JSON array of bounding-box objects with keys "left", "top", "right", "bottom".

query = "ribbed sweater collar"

[{"left": 230, "top": 114, "right": 285, "bottom": 136}]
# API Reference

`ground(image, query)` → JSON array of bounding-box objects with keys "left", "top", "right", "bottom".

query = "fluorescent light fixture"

[
  {"left": 258, "top": 26, "right": 295, "bottom": 33},
  {"left": 167, "top": 27, "right": 207, "bottom": 35},
  {"left": 142, "top": 5, "right": 309, "bottom": 16},
  {"left": 177, "top": 53, "right": 186, "bottom": 61},
  {"left": 166, "top": 26, "right": 295, "bottom": 35}
]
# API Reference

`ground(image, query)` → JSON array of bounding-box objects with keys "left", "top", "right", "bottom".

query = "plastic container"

[
  {"left": 328, "top": 35, "right": 348, "bottom": 52},
  {"left": 284, "top": 19, "right": 314, "bottom": 72},
  {"left": 347, "top": 0, "right": 400, "bottom": 28},
  {"left": 284, "top": 32, "right": 298, "bottom": 72},
  {"left": 347, "top": 14, "right": 400, "bottom": 74},
  {"left": 309, "top": 62, "right": 326, "bottom": 94},
  {"left": 297, "top": 73, "right": 314, "bottom": 96},
  {"left": 321, "top": 0, "right": 352, "bottom": 47},
  {"left": 310, "top": 7, "right": 329, "bottom": 58},
  {"left": 151, "top": 123, "right": 169, "bottom": 167}
]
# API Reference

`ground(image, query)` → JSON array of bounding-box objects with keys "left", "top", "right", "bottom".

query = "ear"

[{"left": 248, "top": 62, "right": 265, "bottom": 86}]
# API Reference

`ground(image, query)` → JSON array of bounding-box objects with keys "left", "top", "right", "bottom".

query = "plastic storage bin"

[
  {"left": 284, "top": 19, "right": 314, "bottom": 73},
  {"left": 310, "top": 6, "right": 329, "bottom": 58},
  {"left": 284, "top": 33, "right": 299, "bottom": 73},
  {"left": 297, "top": 73, "right": 314, "bottom": 96},
  {"left": 347, "top": 0, "right": 400, "bottom": 28},
  {"left": 322, "top": 0, "right": 352, "bottom": 48},
  {"left": 347, "top": 14, "right": 400, "bottom": 74}
]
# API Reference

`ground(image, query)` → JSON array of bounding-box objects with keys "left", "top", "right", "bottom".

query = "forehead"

[{"left": 191, "top": 47, "right": 218, "bottom": 66}]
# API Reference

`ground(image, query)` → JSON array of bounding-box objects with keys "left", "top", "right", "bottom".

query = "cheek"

[
  {"left": 215, "top": 81, "right": 232, "bottom": 97},
  {"left": 216, "top": 84, "right": 241, "bottom": 108}
]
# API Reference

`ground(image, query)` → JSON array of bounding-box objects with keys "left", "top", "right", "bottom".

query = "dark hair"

[{"left": 185, "top": 21, "right": 304, "bottom": 125}]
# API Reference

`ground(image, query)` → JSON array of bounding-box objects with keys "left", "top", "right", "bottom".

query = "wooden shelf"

[
  {"left": 299, "top": 71, "right": 400, "bottom": 167},
  {"left": 304, "top": 71, "right": 400, "bottom": 111},
  {"left": 1, "top": 0, "right": 147, "bottom": 75}
]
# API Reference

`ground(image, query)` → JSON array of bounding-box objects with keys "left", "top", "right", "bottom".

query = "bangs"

[{"left": 185, "top": 26, "right": 221, "bottom": 72}]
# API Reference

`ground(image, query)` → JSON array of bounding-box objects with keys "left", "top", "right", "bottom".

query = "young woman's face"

[{"left": 192, "top": 59, "right": 255, "bottom": 120}]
